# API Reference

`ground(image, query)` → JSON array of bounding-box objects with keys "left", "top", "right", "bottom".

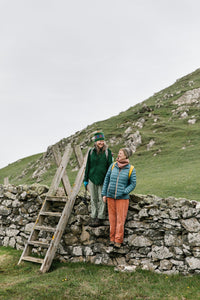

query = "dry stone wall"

[{"left": 1, "top": 184, "right": 200, "bottom": 275}]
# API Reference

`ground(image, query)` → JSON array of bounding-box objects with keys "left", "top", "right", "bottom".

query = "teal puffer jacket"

[{"left": 102, "top": 162, "right": 136, "bottom": 200}]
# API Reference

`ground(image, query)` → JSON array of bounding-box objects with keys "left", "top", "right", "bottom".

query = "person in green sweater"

[{"left": 84, "top": 131, "right": 113, "bottom": 227}]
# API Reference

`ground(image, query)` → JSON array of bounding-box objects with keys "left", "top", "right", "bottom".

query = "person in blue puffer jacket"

[{"left": 102, "top": 148, "right": 136, "bottom": 248}]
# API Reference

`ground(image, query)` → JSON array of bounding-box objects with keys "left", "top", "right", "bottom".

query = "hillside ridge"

[{"left": 0, "top": 68, "right": 199, "bottom": 200}]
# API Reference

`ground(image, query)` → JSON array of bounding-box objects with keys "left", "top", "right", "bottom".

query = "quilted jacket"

[{"left": 102, "top": 161, "right": 136, "bottom": 200}]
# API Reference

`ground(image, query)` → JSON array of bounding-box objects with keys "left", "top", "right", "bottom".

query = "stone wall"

[{"left": 1, "top": 184, "right": 200, "bottom": 275}]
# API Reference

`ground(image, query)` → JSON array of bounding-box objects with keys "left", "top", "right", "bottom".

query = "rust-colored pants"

[{"left": 107, "top": 197, "right": 129, "bottom": 244}]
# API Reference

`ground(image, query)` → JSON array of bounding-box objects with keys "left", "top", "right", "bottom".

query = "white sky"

[{"left": 1, "top": 0, "right": 200, "bottom": 168}]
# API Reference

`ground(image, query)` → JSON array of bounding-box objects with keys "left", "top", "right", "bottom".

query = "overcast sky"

[{"left": 1, "top": 0, "right": 200, "bottom": 168}]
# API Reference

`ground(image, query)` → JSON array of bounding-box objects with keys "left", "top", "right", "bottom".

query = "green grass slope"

[
  {"left": 0, "top": 68, "right": 199, "bottom": 200},
  {"left": 1, "top": 246, "right": 200, "bottom": 300}
]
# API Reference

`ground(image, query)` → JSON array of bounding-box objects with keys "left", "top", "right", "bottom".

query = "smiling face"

[
  {"left": 118, "top": 149, "right": 127, "bottom": 160},
  {"left": 96, "top": 140, "right": 105, "bottom": 149}
]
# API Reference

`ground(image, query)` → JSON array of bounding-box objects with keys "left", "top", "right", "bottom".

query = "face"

[
  {"left": 96, "top": 140, "right": 105, "bottom": 148},
  {"left": 118, "top": 150, "right": 126, "bottom": 160}
]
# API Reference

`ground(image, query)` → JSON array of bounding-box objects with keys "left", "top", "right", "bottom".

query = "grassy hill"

[{"left": 0, "top": 68, "right": 199, "bottom": 200}]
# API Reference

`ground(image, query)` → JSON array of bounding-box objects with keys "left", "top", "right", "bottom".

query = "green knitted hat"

[{"left": 94, "top": 131, "right": 105, "bottom": 142}]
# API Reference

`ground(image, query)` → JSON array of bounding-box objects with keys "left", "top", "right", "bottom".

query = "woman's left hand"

[{"left": 103, "top": 196, "right": 107, "bottom": 203}]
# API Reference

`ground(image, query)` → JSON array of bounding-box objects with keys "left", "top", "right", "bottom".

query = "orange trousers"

[{"left": 107, "top": 197, "right": 129, "bottom": 244}]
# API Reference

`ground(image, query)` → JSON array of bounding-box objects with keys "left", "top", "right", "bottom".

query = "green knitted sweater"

[{"left": 84, "top": 147, "right": 113, "bottom": 185}]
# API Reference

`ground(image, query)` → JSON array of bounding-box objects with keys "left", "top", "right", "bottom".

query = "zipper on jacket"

[{"left": 114, "top": 169, "right": 121, "bottom": 199}]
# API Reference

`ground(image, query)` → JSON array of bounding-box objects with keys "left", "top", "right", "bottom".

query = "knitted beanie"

[
  {"left": 122, "top": 148, "right": 133, "bottom": 158},
  {"left": 93, "top": 131, "right": 105, "bottom": 142}
]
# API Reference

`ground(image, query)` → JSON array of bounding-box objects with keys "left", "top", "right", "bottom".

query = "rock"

[
  {"left": 9, "top": 237, "right": 16, "bottom": 248},
  {"left": 181, "top": 218, "right": 200, "bottom": 232},
  {"left": 6, "top": 229, "right": 19, "bottom": 237},
  {"left": 0, "top": 206, "right": 11, "bottom": 216},
  {"left": 20, "top": 191, "right": 27, "bottom": 200},
  {"left": 188, "top": 119, "right": 196, "bottom": 124},
  {"left": 186, "top": 257, "right": 200, "bottom": 270},
  {"left": 75, "top": 203, "right": 88, "bottom": 215},
  {"left": 192, "top": 247, "right": 200, "bottom": 258},
  {"left": 124, "top": 127, "right": 132, "bottom": 136},
  {"left": 30, "top": 184, "right": 49, "bottom": 195},
  {"left": 148, "top": 246, "right": 173, "bottom": 260},
  {"left": 188, "top": 233, "right": 200, "bottom": 246},
  {"left": 164, "top": 234, "right": 182, "bottom": 247},
  {"left": 128, "top": 235, "right": 152, "bottom": 247},
  {"left": 174, "top": 247, "right": 183, "bottom": 256},
  {"left": 114, "top": 265, "right": 137, "bottom": 272},
  {"left": 80, "top": 227, "right": 91, "bottom": 243},
  {"left": 173, "top": 88, "right": 200, "bottom": 106},
  {"left": 72, "top": 246, "right": 83, "bottom": 256},
  {"left": 147, "top": 139, "right": 155, "bottom": 151},
  {"left": 24, "top": 223, "right": 35, "bottom": 233},
  {"left": 135, "top": 118, "right": 145, "bottom": 129},
  {"left": 114, "top": 256, "right": 127, "bottom": 266},
  {"left": 71, "top": 224, "right": 81, "bottom": 236},
  {"left": 180, "top": 112, "right": 188, "bottom": 119},
  {"left": 91, "top": 253, "right": 111, "bottom": 265},
  {"left": 63, "top": 233, "right": 78, "bottom": 245},
  {"left": 170, "top": 259, "right": 184, "bottom": 267},
  {"left": 138, "top": 208, "right": 148, "bottom": 218},
  {"left": 125, "top": 130, "right": 142, "bottom": 152},
  {"left": 3, "top": 237, "right": 9, "bottom": 247},
  {"left": 91, "top": 226, "right": 108, "bottom": 237},
  {"left": 2, "top": 200, "right": 13, "bottom": 207},
  {"left": 169, "top": 209, "right": 181, "bottom": 219},
  {"left": 159, "top": 259, "right": 173, "bottom": 270},
  {"left": 84, "top": 246, "right": 93, "bottom": 256},
  {"left": 4, "top": 192, "right": 16, "bottom": 200},
  {"left": 182, "top": 207, "right": 197, "bottom": 218}
]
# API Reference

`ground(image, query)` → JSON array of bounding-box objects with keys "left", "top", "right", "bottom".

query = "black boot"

[{"left": 89, "top": 218, "right": 98, "bottom": 227}]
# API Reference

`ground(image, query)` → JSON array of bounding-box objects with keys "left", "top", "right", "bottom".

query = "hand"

[
  {"left": 84, "top": 181, "right": 88, "bottom": 187},
  {"left": 103, "top": 196, "right": 107, "bottom": 203}
]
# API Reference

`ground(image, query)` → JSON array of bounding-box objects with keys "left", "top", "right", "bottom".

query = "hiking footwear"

[
  {"left": 89, "top": 218, "right": 97, "bottom": 227},
  {"left": 109, "top": 241, "right": 114, "bottom": 246},
  {"left": 89, "top": 218, "right": 99, "bottom": 227},
  {"left": 114, "top": 243, "right": 121, "bottom": 248}
]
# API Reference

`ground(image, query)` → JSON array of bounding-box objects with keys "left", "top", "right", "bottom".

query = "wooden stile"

[
  {"left": 18, "top": 144, "right": 89, "bottom": 273},
  {"left": 4, "top": 177, "right": 9, "bottom": 185}
]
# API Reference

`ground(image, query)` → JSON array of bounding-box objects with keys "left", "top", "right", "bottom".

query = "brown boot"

[
  {"left": 89, "top": 218, "right": 99, "bottom": 227},
  {"left": 114, "top": 242, "right": 121, "bottom": 248},
  {"left": 89, "top": 218, "right": 97, "bottom": 227}
]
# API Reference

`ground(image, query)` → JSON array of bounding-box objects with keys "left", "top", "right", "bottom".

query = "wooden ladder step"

[
  {"left": 40, "top": 212, "right": 62, "bottom": 217},
  {"left": 35, "top": 225, "right": 55, "bottom": 232},
  {"left": 46, "top": 196, "right": 67, "bottom": 202},
  {"left": 22, "top": 256, "right": 44, "bottom": 264},
  {"left": 28, "top": 241, "right": 49, "bottom": 248}
]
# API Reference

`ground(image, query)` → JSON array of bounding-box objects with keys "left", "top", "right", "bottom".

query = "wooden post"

[
  {"left": 4, "top": 177, "right": 9, "bottom": 185},
  {"left": 48, "top": 144, "right": 73, "bottom": 196},
  {"left": 74, "top": 145, "right": 84, "bottom": 167},
  {"left": 52, "top": 145, "right": 72, "bottom": 197}
]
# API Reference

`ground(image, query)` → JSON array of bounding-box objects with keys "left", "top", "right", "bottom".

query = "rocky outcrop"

[
  {"left": 124, "top": 130, "right": 142, "bottom": 153},
  {"left": 1, "top": 184, "right": 200, "bottom": 275},
  {"left": 173, "top": 88, "right": 200, "bottom": 106},
  {"left": 172, "top": 88, "right": 200, "bottom": 122}
]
